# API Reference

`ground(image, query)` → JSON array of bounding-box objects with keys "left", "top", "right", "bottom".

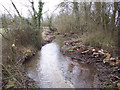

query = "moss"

[{"left": 24, "top": 50, "right": 32, "bottom": 57}]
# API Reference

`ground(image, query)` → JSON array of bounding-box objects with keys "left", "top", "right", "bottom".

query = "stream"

[{"left": 24, "top": 33, "right": 100, "bottom": 88}]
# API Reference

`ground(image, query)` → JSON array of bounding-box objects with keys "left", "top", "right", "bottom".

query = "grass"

[
  {"left": 1, "top": 19, "right": 42, "bottom": 88},
  {"left": 79, "top": 30, "right": 117, "bottom": 56},
  {"left": 2, "top": 25, "right": 41, "bottom": 88}
]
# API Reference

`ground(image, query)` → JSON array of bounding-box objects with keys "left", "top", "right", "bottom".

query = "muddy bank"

[
  {"left": 60, "top": 39, "right": 120, "bottom": 88},
  {"left": 2, "top": 46, "right": 39, "bottom": 88},
  {"left": 2, "top": 27, "right": 56, "bottom": 89}
]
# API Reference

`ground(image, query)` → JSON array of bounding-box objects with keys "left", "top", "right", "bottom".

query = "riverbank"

[
  {"left": 60, "top": 36, "right": 120, "bottom": 88},
  {"left": 2, "top": 27, "right": 55, "bottom": 89},
  {"left": 2, "top": 46, "right": 39, "bottom": 88}
]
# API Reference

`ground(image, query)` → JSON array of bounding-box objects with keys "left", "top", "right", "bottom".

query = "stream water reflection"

[{"left": 24, "top": 42, "right": 97, "bottom": 88}]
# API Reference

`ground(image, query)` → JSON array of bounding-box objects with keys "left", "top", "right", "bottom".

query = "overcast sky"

[
  {"left": 0, "top": 0, "right": 62, "bottom": 18},
  {"left": 0, "top": 0, "right": 119, "bottom": 18}
]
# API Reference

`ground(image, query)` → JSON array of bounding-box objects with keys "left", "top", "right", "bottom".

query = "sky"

[
  {"left": 0, "top": 0, "right": 119, "bottom": 18},
  {"left": 0, "top": 0, "right": 62, "bottom": 18}
]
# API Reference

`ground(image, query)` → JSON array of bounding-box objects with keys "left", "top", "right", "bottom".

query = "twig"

[
  {"left": 0, "top": 33, "right": 9, "bottom": 40},
  {"left": 0, "top": 4, "right": 13, "bottom": 18},
  {"left": 1, "top": 63, "right": 22, "bottom": 86},
  {"left": 1, "top": 63, "right": 12, "bottom": 76},
  {"left": 10, "top": 0, "right": 22, "bottom": 18},
  {"left": 42, "top": 10, "right": 49, "bottom": 15}
]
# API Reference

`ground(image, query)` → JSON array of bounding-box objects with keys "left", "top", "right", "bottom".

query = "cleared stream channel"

[{"left": 24, "top": 34, "right": 100, "bottom": 88}]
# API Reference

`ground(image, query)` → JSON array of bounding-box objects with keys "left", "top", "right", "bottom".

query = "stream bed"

[{"left": 24, "top": 41, "right": 100, "bottom": 88}]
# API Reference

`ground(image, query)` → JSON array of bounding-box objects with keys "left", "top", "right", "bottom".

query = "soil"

[{"left": 60, "top": 36, "right": 120, "bottom": 88}]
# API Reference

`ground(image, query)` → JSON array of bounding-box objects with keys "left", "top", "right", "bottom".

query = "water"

[{"left": 24, "top": 42, "right": 99, "bottom": 88}]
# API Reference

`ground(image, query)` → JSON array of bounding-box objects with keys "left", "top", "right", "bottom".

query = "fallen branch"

[
  {"left": 1, "top": 63, "right": 22, "bottom": 87},
  {"left": 1, "top": 63, "right": 12, "bottom": 76}
]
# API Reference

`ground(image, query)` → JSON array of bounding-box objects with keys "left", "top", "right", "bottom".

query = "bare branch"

[
  {"left": 10, "top": 0, "right": 22, "bottom": 18},
  {"left": 0, "top": 33, "right": 9, "bottom": 40},
  {"left": 0, "top": 4, "right": 13, "bottom": 18},
  {"left": 42, "top": 10, "right": 49, "bottom": 15}
]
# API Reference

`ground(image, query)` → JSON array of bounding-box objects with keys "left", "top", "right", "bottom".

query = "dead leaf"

[
  {"left": 81, "top": 50, "right": 89, "bottom": 54},
  {"left": 116, "top": 61, "right": 120, "bottom": 66},
  {"left": 106, "top": 53, "right": 111, "bottom": 58},
  {"left": 98, "top": 49, "right": 104, "bottom": 54},
  {"left": 103, "top": 57, "right": 110, "bottom": 63},
  {"left": 109, "top": 62, "right": 116, "bottom": 66},
  {"left": 117, "top": 83, "right": 120, "bottom": 89},
  {"left": 110, "top": 58, "right": 116, "bottom": 61}
]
